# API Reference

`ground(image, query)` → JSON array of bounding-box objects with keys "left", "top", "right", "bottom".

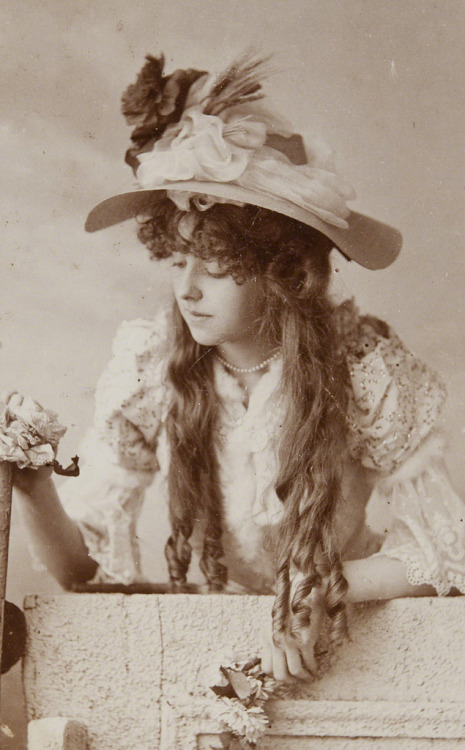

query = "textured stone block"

[
  {"left": 23, "top": 594, "right": 162, "bottom": 750},
  {"left": 22, "top": 595, "right": 465, "bottom": 749}
]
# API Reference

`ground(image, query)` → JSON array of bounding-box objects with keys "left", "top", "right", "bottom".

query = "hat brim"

[{"left": 85, "top": 182, "right": 402, "bottom": 270}]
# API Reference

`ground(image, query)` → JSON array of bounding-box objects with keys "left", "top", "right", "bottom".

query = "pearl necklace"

[{"left": 216, "top": 350, "right": 280, "bottom": 374}]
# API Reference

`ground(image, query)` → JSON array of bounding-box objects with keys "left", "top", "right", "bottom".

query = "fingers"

[
  {"left": 261, "top": 626, "right": 315, "bottom": 683},
  {"left": 272, "top": 643, "right": 292, "bottom": 682},
  {"left": 261, "top": 624, "right": 285, "bottom": 678},
  {"left": 9, "top": 393, "right": 24, "bottom": 410},
  {"left": 262, "top": 574, "right": 328, "bottom": 683},
  {"left": 1, "top": 392, "right": 42, "bottom": 412},
  {"left": 261, "top": 642, "right": 292, "bottom": 682},
  {"left": 1, "top": 390, "right": 22, "bottom": 407},
  {"left": 0, "top": 391, "right": 29, "bottom": 415},
  {"left": 284, "top": 641, "right": 314, "bottom": 680},
  {"left": 261, "top": 626, "right": 292, "bottom": 682},
  {"left": 260, "top": 627, "right": 273, "bottom": 676},
  {"left": 298, "top": 637, "right": 318, "bottom": 674}
]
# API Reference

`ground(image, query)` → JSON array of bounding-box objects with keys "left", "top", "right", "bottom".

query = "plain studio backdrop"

[{"left": 1, "top": 1, "right": 465, "bottom": 746}]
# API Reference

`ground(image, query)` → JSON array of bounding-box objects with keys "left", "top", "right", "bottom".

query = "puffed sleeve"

[
  {"left": 338, "top": 301, "right": 465, "bottom": 594},
  {"left": 340, "top": 301, "right": 447, "bottom": 473},
  {"left": 60, "top": 311, "right": 172, "bottom": 584},
  {"left": 375, "top": 439, "right": 465, "bottom": 595}
]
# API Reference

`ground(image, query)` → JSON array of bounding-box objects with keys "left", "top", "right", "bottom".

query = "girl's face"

[{"left": 170, "top": 251, "right": 263, "bottom": 348}]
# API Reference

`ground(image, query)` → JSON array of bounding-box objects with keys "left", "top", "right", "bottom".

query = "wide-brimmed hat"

[{"left": 85, "top": 54, "right": 401, "bottom": 270}]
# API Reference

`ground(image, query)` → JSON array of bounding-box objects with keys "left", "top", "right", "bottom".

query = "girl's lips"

[{"left": 183, "top": 309, "right": 212, "bottom": 318}]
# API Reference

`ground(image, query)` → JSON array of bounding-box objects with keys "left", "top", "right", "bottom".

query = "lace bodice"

[{"left": 59, "top": 302, "right": 465, "bottom": 595}]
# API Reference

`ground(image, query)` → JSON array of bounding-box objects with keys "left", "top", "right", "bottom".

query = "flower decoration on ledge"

[
  {"left": 0, "top": 397, "right": 79, "bottom": 476},
  {"left": 209, "top": 656, "right": 278, "bottom": 749},
  {"left": 120, "top": 51, "right": 355, "bottom": 229}
]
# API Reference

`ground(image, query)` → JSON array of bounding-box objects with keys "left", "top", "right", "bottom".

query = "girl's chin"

[
  {"left": 191, "top": 336, "right": 217, "bottom": 346},
  {"left": 185, "top": 326, "right": 221, "bottom": 347}
]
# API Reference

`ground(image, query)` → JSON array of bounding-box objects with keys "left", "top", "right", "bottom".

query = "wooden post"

[
  {"left": 0, "top": 462, "right": 13, "bottom": 713},
  {"left": 28, "top": 718, "right": 87, "bottom": 750}
]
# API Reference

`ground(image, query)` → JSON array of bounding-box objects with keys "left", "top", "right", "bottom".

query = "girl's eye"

[
  {"left": 171, "top": 256, "right": 186, "bottom": 269},
  {"left": 204, "top": 262, "right": 229, "bottom": 279}
]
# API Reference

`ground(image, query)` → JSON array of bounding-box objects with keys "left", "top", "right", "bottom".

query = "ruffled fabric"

[
  {"left": 135, "top": 101, "right": 355, "bottom": 229},
  {"left": 375, "top": 441, "right": 465, "bottom": 595},
  {"left": 58, "top": 302, "right": 464, "bottom": 596},
  {"left": 212, "top": 358, "right": 285, "bottom": 591},
  {"left": 60, "top": 429, "right": 154, "bottom": 583},
  {"left": 61, "top": 311, "right": 172, "bottom": 583},
  {"left": 93, "top": 310, "right": 172, "bottom": 470},
  {"left": 336, "top": 300, "right": 447, "bottom": 474}
]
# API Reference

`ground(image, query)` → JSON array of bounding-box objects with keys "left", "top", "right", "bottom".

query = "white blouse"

[{"left": 60, "top": 301, "right": 465, "bottom": 596}]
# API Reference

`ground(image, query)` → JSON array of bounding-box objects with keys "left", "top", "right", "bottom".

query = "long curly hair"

[{"left": 138, "top": 198, "right": 349, "bottom": 644}]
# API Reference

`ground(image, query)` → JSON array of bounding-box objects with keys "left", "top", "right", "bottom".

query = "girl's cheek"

[{"left": 170, "top": 273, "right": 183, "bottom": 298}]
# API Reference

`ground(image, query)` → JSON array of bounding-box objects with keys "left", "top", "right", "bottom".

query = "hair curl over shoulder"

[{"left": 138, "top": 197, "right": 349, "bottom": 646}]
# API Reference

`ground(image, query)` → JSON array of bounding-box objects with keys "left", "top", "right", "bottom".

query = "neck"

[{"left": 216, "top": 339, "right": 275, "bottom": 372}]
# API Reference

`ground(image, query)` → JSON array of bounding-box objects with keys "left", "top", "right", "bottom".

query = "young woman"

[{"left": 9, "top": 53, "right": 465, "bottom": 682}]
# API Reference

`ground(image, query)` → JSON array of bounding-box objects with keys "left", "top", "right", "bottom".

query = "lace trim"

[
  {"left": 214, "top": 356, "right": 284, "bottom": 453},
  {"left": 77, "top": 495, "right": 144, "bottom": 585},
  {"left": 377, "top": 462, "right": 465, "bottom": 596}
]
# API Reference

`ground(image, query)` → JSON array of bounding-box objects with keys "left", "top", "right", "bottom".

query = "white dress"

[{"left": 60, "top": 301, "right": 465, "bottom": 596}]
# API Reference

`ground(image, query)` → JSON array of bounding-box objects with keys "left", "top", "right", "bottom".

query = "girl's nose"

[{"left": 178, "top": 261, "right": 202, "bottom": 301}]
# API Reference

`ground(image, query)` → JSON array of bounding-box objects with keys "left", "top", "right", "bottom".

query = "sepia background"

[{"left": 1, "top": 0, "right": 465, "bottom": 745}]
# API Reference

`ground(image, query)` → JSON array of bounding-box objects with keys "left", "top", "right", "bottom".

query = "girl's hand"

[
  {"left": 261, "top": 579, "right": 326, "bottom": 682},
  {"left": 12, "top": 464, "right": 54, "bottom": 495}
]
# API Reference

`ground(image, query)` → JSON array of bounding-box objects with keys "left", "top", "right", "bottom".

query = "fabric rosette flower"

[
  {"left": 137, "top": 106, "right": 267, "bottom": 187},
  {"left": 0, "top": 398, "right": 66, "bottom": 469},
  {"left": 136, "top": 101, "right": 354, "bottom": 228}
]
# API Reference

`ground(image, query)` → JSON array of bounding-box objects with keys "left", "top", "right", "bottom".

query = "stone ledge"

[
  {"left": 161, "top": 697, "right": 465, "bottom": 749},
  {"left": 22, "top": 594, "right": 465, "bottom": 749}
]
